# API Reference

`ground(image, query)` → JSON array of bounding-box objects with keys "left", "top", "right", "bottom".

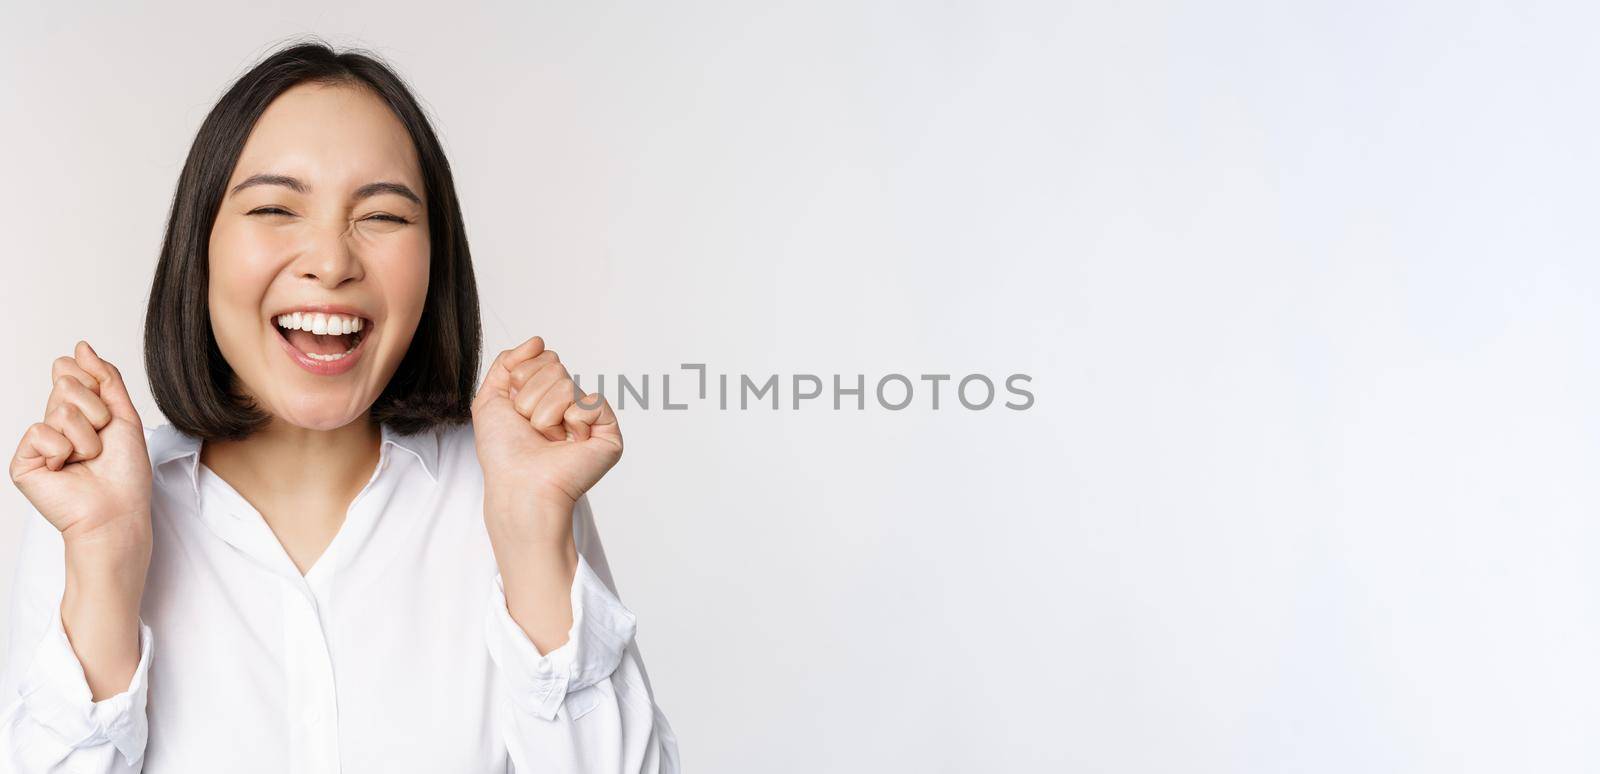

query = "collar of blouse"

[{"left": 145, "top": 420, "right": 443, "bottom": 501}]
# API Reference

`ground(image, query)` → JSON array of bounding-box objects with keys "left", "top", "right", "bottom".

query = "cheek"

[
  {"left": 207, "top": 222, "right": 283, "bottom": 343},
  {"left": 375, "top": 236, "right": 431, "bottom": 328}
]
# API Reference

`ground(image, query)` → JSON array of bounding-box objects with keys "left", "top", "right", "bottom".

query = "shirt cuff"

[
  {"left": 16, "top": 604, "right": 154, "bottom": 767},
  {"left": 484, "top": 552, "right": 637, "bottom": 721}
]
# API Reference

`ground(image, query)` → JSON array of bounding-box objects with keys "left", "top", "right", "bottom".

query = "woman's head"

[{"left": 145, "top": 41, "right": 480, "bottom": 440}]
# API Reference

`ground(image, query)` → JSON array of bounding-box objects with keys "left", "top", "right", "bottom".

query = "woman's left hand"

[{"left": 471, "top": 336, "right": 622, "bottom": 517}]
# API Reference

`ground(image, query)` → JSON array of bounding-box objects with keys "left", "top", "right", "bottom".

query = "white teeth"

[
  {"left": 274, "top": 312, "right": 368, "bottom": 334},
  {"left": 274, "top": 312, "right": 369, "bottom": 366},
  {"left": 305, "top": 348, "right": 352, "bottom": 361}
]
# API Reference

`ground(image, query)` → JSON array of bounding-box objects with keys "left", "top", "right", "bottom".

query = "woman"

[{"left": 1, "top": 42, "right": 679, "bottom": 773}]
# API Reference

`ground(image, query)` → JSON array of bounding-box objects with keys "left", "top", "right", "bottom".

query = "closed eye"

[{"left": 246, "top": 207, "right": 410, "bottom": 225}]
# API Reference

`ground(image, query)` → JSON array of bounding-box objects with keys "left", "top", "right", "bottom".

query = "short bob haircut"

[{"left": 144, "top": 39, "right": 481, "bottom": 441}]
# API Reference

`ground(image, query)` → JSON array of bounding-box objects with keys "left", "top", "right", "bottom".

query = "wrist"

[
  {"left": 65, "top": 534, "right": 150, "bottom": 579},
  {"left": 483, "top": 480, "right": 575, "bottom": 512},
  {"left": 484, "top": 487, "right": 576, "bottom": 545},
  {"left": 62, "top": 510, "right": 152, "bottom": 558},
  {"left": 63, "top": 542, "right": 149, "bottom": 612}
]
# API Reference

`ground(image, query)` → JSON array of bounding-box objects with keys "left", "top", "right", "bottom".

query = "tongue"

[{"left": 287, "top": 328, "right": 353, "bottom": 355}]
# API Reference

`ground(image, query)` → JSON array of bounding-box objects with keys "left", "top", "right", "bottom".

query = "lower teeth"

[{"left": 304, "top": 338, "right": 359, "bottom": 362}]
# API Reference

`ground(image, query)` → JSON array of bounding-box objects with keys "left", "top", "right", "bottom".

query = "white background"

[{"left": 2, "top": 1, "right": 1597, "bottom": 771}]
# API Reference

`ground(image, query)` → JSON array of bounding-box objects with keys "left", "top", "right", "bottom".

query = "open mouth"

[{"left": 273, "top": 312, "right": 370, "bottom": 362}]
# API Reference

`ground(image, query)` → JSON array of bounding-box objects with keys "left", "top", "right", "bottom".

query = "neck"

[{"left": 200, "top": 414, "right": 383, "bottom": 503}]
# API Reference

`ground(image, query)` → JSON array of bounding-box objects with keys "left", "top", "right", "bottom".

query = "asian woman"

[{"left": 2, "top": 41, "right": 679, "bottom": 773}]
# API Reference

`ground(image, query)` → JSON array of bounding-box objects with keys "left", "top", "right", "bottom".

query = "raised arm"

[
  {"left": 483, "top": 495, "right": 681, "bottom": 772},
  {"left": 472, "top": 336, "right": 679, "bottom": 771},
  {"left": 2, "top": 341, "right": 155, "bottom": 772}
]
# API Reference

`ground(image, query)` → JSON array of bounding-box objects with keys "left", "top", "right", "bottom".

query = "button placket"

[{"left": 283, "top": 581, "right": 341, "bottom": 774}]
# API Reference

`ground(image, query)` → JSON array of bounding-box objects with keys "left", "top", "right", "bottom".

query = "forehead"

[{"left": 229, "top": 81, "right": 422, "bottom": 194}]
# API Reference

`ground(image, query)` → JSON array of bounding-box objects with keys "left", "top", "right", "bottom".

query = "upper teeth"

[{"left": 276, "top": 312, "right": 364, "bottom": 335}]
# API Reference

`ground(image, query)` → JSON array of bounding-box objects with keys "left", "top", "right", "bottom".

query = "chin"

[{"left": 270, "top": 395, "right": 372, "bottom": 431}]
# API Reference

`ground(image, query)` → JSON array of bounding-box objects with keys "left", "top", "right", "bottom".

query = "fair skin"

[{"left": 7, "top": 82, "right": 622, "bottom": 700}]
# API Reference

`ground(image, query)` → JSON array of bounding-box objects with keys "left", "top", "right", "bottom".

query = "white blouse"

[{"left": 0, "top": 421, "right": 680, "bottom": 773}]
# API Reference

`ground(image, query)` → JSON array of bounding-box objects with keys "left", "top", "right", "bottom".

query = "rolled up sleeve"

[
  {"left": 1, "top": 504, "right": 154, "bottom": 774},
  {"left": 482, "top": 494, "right": 680, "bottom": 772},
  {"left": 4, "top": 604, "right": 154, "bottom": 772},
  {"left": 483, "top": 552, "right": 637, "bottom": 722}
]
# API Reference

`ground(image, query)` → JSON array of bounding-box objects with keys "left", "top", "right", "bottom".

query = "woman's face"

[{"left": 208, "top": 81, "right": 430, "bottom": 431}]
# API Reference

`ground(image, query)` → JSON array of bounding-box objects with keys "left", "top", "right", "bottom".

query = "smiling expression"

[{"left": 207, "top": 80, "right": 431, "bottom": 431}]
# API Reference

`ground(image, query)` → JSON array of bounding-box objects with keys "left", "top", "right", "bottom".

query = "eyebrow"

[{"left": 228, "top": 173, "right": 422, "bottom": 205}]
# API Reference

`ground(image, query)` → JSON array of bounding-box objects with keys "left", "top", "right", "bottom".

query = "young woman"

[{"left": 1, "top": 42, "right": 679, "bottom": 773}]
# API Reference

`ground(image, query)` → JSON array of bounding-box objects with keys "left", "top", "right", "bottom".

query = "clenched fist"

[
  {"left": 470, "top": 336, "right": 622, "bottom": 512},
  {"left": 9, "top": 341, "right": 152, "bottom": 552}
]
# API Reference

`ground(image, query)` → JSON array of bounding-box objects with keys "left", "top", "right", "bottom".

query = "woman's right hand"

[
  {"left": 9, "top": 341, "right": 153, "bottom": 700},
  {"left": 9, "top": 340, "right": 152, "bottom": 554}
]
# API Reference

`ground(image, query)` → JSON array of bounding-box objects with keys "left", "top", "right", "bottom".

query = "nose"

[{"left": 292, "top": 217, "right": 365, "bottom": 288}]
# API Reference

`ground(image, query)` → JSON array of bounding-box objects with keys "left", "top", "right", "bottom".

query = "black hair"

[{"left": 143, "top": 38, "right": 480, "bottom": 440}]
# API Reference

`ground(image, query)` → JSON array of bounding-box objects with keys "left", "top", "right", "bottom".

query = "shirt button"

[{"left": 536, "top": 659, "right": 552, "bottom": 676}]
